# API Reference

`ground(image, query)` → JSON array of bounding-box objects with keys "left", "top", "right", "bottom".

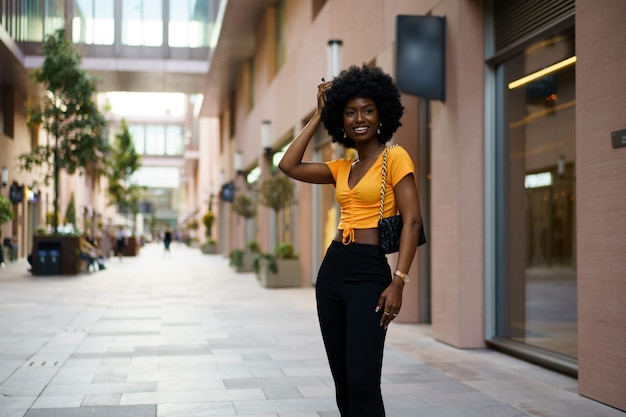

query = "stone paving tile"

[
  {"left": 515, "top": 399, "right": 626, "bottom": 417},
  {"left": 156, "top": 401, "right": 235, "bottom": 417},
  {"left": 30, "top": 394, "right": 83, "bottom": 408},
  {"left": 469, "top": 403, "right": 532, "bottom": 417},
  {"left": 24, "top": 404, "right": 156, "bottom": 417},
  {"left": 41, "top": 381, "right": 158, "bottom": 396},
  {"left": 233, "top": 398, "right": 337, "bottom": 415},
  {"left": 1, "top": 245, "right": 624, "bottom": 417},
  {"left": 121, "top": 388, "right": 266, "bottom": 405},
  {"left": 81, "top": 393, "right": 121, "bottom": 406},
  {"left": 384, "top": 406, "right": 489, "bottom": 417}
]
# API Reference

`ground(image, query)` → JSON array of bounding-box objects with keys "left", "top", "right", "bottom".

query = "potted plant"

[
  {"left": 0, "top": 195, "right": 15, "bottom": 265},
  {"left": 18, "top": 29, "right": 109, "bottom": 274},
  {"left": 229, "top": 194, "right": 257, "bottom": 271},
  {"left": 229, "top": 248, "right": 245, "bottom": 269},
  {"left": 255, "top": 174, "right": 301, "bottom": 286},
  {"left": 201, "top": 237, "right": 217, "bottom": 254},
  {"left": 106, "top": 119, "right": 143, "bottom": 239},
  {"left": 254, "top": 242, "right": 301, "bottom": 288},
  {"left": 187, "top": 219, "right": 200, "bottom": 247},
  {"left": 230, "top": 240, "right": 260, "bottom": 273},
  {"left": 19, "top": 28, "right": 108, "bottom": 234},
  {"left": 200, "top": 196, "right": 217, "bottom": 254}
]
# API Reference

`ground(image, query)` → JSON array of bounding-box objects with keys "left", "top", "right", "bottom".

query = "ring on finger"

[{"left": 384, "top": 312, "right": 390, "bottom": 316}]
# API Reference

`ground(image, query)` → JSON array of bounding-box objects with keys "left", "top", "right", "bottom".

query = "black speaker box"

[{"left": 396, "top": 15, "right": 446, "bottom": 101}]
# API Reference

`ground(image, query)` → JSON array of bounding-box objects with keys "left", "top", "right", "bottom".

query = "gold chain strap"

[{"left": 378, "top": 144, "right": 398, "bottom": 221}]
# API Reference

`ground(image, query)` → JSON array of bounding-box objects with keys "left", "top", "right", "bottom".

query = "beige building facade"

[
  {"left": 1, "top": 0, "right": 624, "bottom": 411},
  {"left": 206, "top": 0, "right": 625, "bottom": 411}
]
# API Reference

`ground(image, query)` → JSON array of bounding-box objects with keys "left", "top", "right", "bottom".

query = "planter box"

[
  {"left": 32, "top": 235, "right": 88, "bottom": 276},
  {"left": 258, "top": 258, "right": 301, "bottom": 288},
  {"left": 122, "top": 236, "right": 140, "bottom": 256},
  {"left": 235, "top": 251, "right": 257, "bottom": 272},
  {"left": 200, "top": 243, "right": 217, "bottom": 254}
]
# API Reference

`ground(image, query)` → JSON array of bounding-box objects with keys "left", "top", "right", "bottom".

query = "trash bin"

[
  {"left": 36, "top": 250, "right": 50, "bottom": 275},
  {"left": 48, "top": 249, "right": 61, "bottom": 275},
  {"left": 35, "top": 241, "right": 62, "bottom": 276}
]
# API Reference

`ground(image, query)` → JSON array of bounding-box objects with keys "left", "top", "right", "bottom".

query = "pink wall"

[
  {"left": 575, "top": 0, "right": 626, "bottom": 411},
  {"left": 430, "top": 0, "right": 485, "bottom": 347}
]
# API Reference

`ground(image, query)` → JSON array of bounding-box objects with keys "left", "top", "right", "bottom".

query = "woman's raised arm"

[{"left": 278, "top": 82, "right": 335, "bottom": 184}]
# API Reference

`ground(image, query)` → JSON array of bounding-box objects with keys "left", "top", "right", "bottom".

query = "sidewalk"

[{"left": 0, "top": 243, "right": 623, "bottom": 417}]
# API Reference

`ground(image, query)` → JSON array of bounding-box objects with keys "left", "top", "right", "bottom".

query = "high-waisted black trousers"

[{"left": 316, "top": 240, "right": 391, "bottom": 417}]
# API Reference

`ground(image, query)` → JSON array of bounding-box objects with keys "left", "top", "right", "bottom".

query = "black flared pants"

[{"left": 316, "top": 240, "right": 391, "bottom": 417}]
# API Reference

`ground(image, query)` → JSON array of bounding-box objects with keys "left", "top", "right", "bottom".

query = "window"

[
  {"left": 495, "top": 31, "right": 577, "bottom": 359},
  {"left": 24, "top": 0, "right": 44, "bottom": 41},
  {"left": 44, "top": 0, "right": 64, "bottom": 37},
  {"left": 0, "top": 86, "right": 14, "bottom": 139},
  {"left": 276, "top": 0, "right": 286, "bottom": 71},
  {"left": 168, "top": 0, "right": 211, "bottom": 47},
  {"left": 145, "top": 125, "right": 165, "bottom": 155},
  {"left": 73, "top": 0, "right": 114, "bottom": 45},
  {"left": 122, "top": 0, "right": 163, "bottom": 46},
  {"left": 312, "top": 0, "right": 327, "bottom": 19},
  {"left": 165, "top": 126, "right": 184, "bottom": 155},
  {"left": 128, "top": 125, "right": 145, "bottom": 155}
]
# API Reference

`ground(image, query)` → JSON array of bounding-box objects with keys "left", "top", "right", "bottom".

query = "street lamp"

[
  {"left": 1, "top": 166, "right": 8, "bottom": 191},
  {"left": 234, "top": 150, "right": 244, "bottom": 176},
  {"left": 261, "top": 120, "right": 272, "bottom": 156},
  {"left": 327, "top": 39, "right": 343, "bottom": 79}
]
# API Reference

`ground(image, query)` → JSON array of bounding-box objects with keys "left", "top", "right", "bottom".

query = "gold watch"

[{"left": 394, "top": 270, "right": 410, "bottom": 283}]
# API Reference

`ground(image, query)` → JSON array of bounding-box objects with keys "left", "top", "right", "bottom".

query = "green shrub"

[{"left": 229, "top": 249, "right": 244, "bottom": 268}]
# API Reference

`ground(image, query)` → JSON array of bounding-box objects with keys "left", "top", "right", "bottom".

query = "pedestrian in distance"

[
  {"left": 278, "top": 64, "right": 423, "bottom": 417},
  {"left": 115, "top": 226, "right": 126, "bottom": 262},
  {"left": 163, "top": 226, "right": 173, "bottom": 257}
]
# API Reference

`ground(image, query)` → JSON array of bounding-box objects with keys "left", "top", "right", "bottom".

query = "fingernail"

[{"left": 375, "top": 306, "right": 380, "bottom": 312}]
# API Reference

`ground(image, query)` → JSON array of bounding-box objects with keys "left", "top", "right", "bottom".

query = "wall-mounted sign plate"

[{"left": 611, "top": 129, "right": 626, "bottom": 149}]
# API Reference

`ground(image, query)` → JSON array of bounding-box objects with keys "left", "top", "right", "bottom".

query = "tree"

[
  {"left": 0, "top": 196, "right": 14, "bottom": 237},
  {"left": 202, "top": 193, "right": 215, "bottom": 241},
  {"left": 106, "top": 119, "right": 143, "bottom": 220},
  {"left": 231, "top": 194, "right": 256, "bottom": 220},
  {"left": 64, "top": 192, "right": 76, "bottom": 228},
  {"left": 257, "top": 174, "right": 295, "bottom": 244},
  {"left": 19, "top": 28, "right": 108, "bottom": 232}
]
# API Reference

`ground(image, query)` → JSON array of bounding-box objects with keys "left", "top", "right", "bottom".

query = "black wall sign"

[
  {"left": 9, "top": 184, "right": 23, "bottom": 204},
  {"left": 396, "top": 15, "right": 446, "bottom": 101}
]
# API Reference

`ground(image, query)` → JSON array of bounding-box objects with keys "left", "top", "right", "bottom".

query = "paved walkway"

[{"left": 0, "top": 243, "right": 623, "bottom": 417}]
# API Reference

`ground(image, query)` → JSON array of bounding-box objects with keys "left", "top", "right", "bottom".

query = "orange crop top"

[{"left": 325, "top": 145, "right": 414, "bottom": 244}]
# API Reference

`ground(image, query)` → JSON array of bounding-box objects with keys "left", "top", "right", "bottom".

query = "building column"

[
  {"left": 576, "top": 0, "right": 626, "bottom": 411},
  {"left": 430, "top": 0, "right": 485, "bottom": 348}
]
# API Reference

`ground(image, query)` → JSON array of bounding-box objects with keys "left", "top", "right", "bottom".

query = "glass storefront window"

[
  {"left": 496, "top": 31, "right": 577, "bottom": 359},
  {"left": 122, "top": 0, "right": 162, "bottom": 46},
  {"left": 73, "top": 0, "right": 114, "bottom": 45}
]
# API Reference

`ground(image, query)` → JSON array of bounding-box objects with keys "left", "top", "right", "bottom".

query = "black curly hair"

[{"left": 321, "top": 64, "right": 404, "bottom": 148}]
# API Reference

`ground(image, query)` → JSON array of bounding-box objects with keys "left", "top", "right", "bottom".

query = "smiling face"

[{"left": 343, "top": 97, "right": 380, "bottom": 144}]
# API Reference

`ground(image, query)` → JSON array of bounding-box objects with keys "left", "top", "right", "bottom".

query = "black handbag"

[{"left": 378, "top": 145, "right": 427, "bottom": 254}]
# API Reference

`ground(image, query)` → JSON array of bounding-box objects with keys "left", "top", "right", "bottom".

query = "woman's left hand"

[{"left": 376, "top": 280, "right": 404, "bottom": 329}]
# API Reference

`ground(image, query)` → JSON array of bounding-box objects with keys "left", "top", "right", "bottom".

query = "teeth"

[{"left": 354, "top": 127, "right": 367, "bottom": 133}]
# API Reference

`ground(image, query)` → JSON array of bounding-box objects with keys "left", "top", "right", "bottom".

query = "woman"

[{"left": 279, "top": 65, "right": 423, "bottom": 417}]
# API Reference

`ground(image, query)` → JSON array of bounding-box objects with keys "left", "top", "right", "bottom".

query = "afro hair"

[{"left": 321, "top": 65, "right": 404, "bottom": 148}]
